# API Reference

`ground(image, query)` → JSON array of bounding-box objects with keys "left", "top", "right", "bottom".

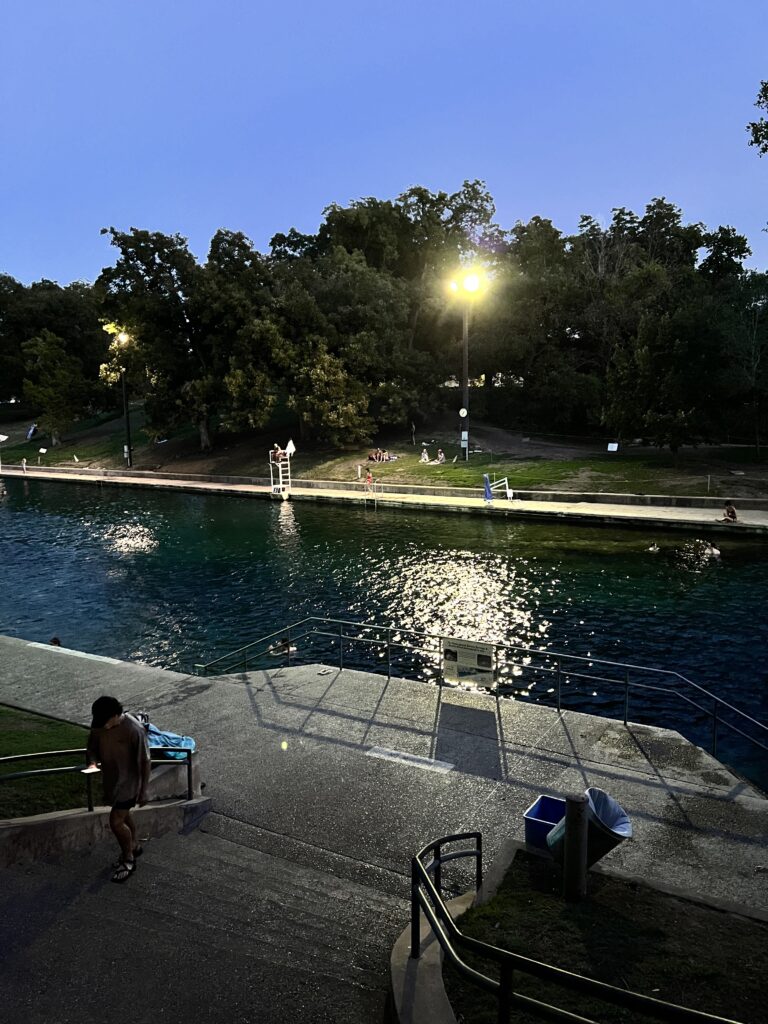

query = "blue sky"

[{"left": 1, "top": 1, "right": 766, "bottom": 284}]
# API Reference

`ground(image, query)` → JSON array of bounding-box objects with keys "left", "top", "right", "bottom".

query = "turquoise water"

[{"left": 1, "top": 478, "right": 766, "bottom": 780}]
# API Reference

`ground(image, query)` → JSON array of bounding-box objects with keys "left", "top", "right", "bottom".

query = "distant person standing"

[
  {"left": 26, "top": 422, "right": 38, "bottom": 441},
  {"left": 86, "top": 696, "right": 151, "bottom": 883},
  {"left": 365, "top": 469, "right": 373, "bottom": 492}
]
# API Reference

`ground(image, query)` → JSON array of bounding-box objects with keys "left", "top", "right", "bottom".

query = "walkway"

[
  {"left": 1, "top": 635, "right": 767, "bottom": 1022},
  {"left": 2, "top": 465, "right": 767, "bottom": 534}
]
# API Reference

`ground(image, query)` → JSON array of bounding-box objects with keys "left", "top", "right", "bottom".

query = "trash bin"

[
  {"left": 523, "top": 795, "right": 566, "bottom": 850},
  {"left": 546, "top": 787, "right": 632, "bottom": 866}
]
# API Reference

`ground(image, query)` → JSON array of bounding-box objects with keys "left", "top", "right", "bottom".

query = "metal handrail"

[
  {"left": 411, "top": 833, "right": 743, "bottom": 1024},
  {"left": 0, "top": 746, "right": 195, "bottom": 812},
  {"left": 194, "top": 616, "right": 768, "bottom": 776}
]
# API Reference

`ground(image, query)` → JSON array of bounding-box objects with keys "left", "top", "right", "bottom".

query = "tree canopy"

[{"left": 1, "top": 180, "right": 766, "bottom": 453}]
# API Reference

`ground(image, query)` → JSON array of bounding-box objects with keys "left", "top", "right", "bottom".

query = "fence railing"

[
  {"left": 0, "top": 747, "right": 194, "bottom": 813},
  {"left": 194, "top": 616, "right": 768, "bottom": 788},
  {"left": 412, "top": 832, "right": 743, "bottom": 1024}
]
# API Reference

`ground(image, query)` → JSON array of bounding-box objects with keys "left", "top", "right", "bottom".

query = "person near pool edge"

[
  {"left": 718, "top": 501, "right": 737, "bottom": 523},
  {"left": 86, "top": 696, "right": 151, "bottom": 883}
]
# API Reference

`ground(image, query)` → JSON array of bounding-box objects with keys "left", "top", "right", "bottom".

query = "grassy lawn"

[
  {"left": 3, "top": 408, "right": 765, "bottom": 498},
  {"left": 443, "top": 850, "right": 766, "bottom": 1024},
  {"left": 292, "top": 446, "right": 733, "bottom": 495},
  {"left": 0, "top": 705, "right": 91, "bottom": 818}
]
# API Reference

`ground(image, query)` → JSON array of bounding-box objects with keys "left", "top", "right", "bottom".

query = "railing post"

[
  {"left": 476, "top": 832, "right": 483, "bottom": 892},
  {"left": 287, "top": 627, "right": 292, "bottom": 667},
  {"left": 410, "top": 857, "right": 421, "bottom": 959},
  {"left": 712, "top": 699, "right": 719, "bottom": 758},
  {"left": 498, "top": 967, "right": 513, "bottom": 1024},
  {"left": 434, "top": 841, "right": 442, "bottom": 897},
  {"left": 244, "top": 646, "right": 248, "bottom": 672},
  {"left": 186, "top": 751, "right": 193, "bottom": 800},
  {"left": 339, "top": 622, "right": 344, "bottom": 671},
  {"left": 623, "top": 668, "right": 630, "bottom": 726},
  {"left": 86, "top": 773, "right": 94, "bottom": 812},
  {"left": 556, "top": 658, "right": 562, "bottom": 713}
]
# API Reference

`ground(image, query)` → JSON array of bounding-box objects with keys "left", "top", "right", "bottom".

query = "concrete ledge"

[
  {"left": 0, "top": 795, "right": 211, "bottom": 868},
  {"left": 5, "top": 464, "right": 768, "bottom": 510},
  {"left": 389, "top": 890, "right": 474, "bottom": 1024}
]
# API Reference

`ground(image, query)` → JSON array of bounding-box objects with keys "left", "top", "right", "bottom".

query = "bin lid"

[{"left": 585, "top": 787, "right": 632, "bottom": 838}]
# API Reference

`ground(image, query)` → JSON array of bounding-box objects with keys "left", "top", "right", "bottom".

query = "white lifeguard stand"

[{"left": 269, "top": 439, "right": 295, "bottom": 496}]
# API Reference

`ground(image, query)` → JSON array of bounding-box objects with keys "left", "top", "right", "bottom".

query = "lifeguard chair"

[{"left": 269, "top": 439, "right": 295, "bottom": 496}]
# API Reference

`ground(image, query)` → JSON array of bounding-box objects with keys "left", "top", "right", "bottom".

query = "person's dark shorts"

[{"left": 112, "top": 798, "right": 136, "bottom": 811}]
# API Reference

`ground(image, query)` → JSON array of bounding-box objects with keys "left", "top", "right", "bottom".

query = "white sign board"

[
  {"left": 442, "top": 637, "right": 495, "bottom": 685},
  {"left": 607, "top": 442, "right": 619, "bottom": 452}
]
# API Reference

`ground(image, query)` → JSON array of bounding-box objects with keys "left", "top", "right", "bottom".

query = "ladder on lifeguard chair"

[{"left": 269, "top": 441, "right": 295, "bottom": 496}]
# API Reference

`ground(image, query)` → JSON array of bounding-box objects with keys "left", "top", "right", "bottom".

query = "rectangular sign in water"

[{"left": 442, "top": 637, "right": 495, "bottom": 684}]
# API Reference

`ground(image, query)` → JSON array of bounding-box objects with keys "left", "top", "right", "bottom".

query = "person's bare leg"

[
  {"left": 109, "top": 808, "right": 134, "bottom": 863},
  {"left": 125, "top": 810, "right": 137, "bottom": 851}
]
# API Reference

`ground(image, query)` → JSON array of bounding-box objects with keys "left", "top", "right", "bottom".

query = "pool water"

[{"left": 1, "top": 478, "right": 766, "bottom": 783}]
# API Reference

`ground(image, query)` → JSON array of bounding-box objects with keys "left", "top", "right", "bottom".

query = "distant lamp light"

[
  {"left": 447, "top": 268, "right": 488, "bottom": 463},
  {"left": 117, "top": 331, "right": 129, "bottom": 345},
  {"left": 448, "top": 268, "right": 485, "bottom": 296}
]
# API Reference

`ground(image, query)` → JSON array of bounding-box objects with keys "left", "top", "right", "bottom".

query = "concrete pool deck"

[
  {"left": 2, "top": 464, "right": 768, "bottom": 535},
  {"left": 1, "top": 634, "right": 767, "bottom": 1023}
]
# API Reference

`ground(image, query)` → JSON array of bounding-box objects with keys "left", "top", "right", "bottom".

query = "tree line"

[{"left": 2, "top": 178, "right": 767, "bottom": 453}]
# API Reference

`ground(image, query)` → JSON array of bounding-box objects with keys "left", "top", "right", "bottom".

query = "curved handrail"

[{"left": 411, "top": 833, "right": 743, "bottom": 1024}]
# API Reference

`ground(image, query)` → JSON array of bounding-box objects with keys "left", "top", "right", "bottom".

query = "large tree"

[
  {"left": 98, "top": 228, "right": 225, "bottom": 450},
  {"left": 22, "top": 329, "right": 92, "bottom": 444}
]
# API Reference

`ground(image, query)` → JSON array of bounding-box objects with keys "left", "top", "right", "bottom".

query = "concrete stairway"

[{"left": 0, "top": 811, "right": 409, "bottom": 1024}]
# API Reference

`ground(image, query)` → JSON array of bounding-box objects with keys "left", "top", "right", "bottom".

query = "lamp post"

[
  {"left": 449, "top": 270, "right": 483, "bottom": 461},
  {"left": 117, "top": 332, "right": 132, "bottom": 468},
  {"left": 0, "top": 433, "right": 8, "bottom": 472}
]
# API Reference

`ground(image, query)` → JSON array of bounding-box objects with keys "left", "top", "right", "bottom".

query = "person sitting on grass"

[
  {"left": 419, "top": 447, "right": 430, "bottom": 463},
  {"left": 429, "top": 449, "right": 446, "bottom": 465},
  {"left": 718, "top": 501, "right": 737, "bottom": 523},
  {"left": 86, "top": 695, "right": 151, "bottom": 884}
]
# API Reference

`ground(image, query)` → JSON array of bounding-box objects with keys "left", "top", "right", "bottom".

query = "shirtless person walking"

[{"left": 87, "top": 696, "right": 151, "bottom": 883}]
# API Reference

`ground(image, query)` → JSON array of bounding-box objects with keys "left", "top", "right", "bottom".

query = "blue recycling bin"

[
  {"left": 546, "top": 787, "right": 632, "bottom": 866},
  {"left": 524, "top": 795, "right": 566, "bottom": 850}
]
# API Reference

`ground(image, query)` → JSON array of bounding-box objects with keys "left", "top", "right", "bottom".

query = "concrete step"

[{"left": 0, "top": 825, "right": 408, "bottom": 1024}]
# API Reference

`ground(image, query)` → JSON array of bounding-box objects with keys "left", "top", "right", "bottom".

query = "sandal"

[
  {"left": 111, "top": 859, "right": 136, "bottom": 883},
  {"left": 112, "top": 846, "right": 143, "bottom": 869}
]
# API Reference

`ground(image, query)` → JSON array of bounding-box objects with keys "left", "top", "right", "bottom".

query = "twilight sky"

[{"left": 1, "top": 1, "right": 766, "bottom": 285}]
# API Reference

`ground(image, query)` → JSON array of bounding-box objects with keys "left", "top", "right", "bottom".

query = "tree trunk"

[
  {"left": 51, "top": 430, "right": 61, "bottom": 447},
  {"left": 198, "top": 417, "right": 212, "bottom": 452},
  {"left": 755, "top": 400, "right": 761, "bottom": 461}
]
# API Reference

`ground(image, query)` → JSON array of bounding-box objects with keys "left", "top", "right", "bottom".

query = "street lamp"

[
  {"left": 117, "top": 332, "right": 133, "bottom": 468},
  {"left": 448, "top": 268, "right": 485, "bottom": 461}
]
